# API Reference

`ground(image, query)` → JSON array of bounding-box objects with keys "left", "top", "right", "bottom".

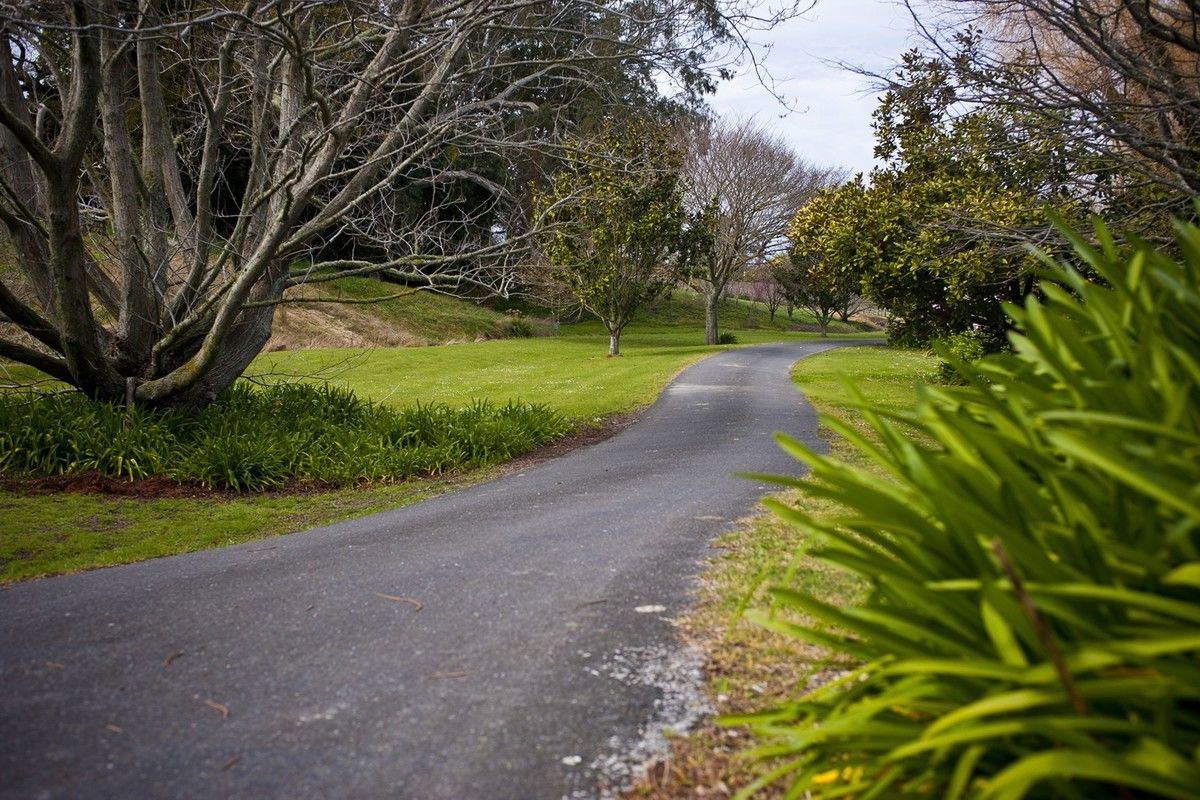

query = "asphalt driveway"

[{"left": 0, "top": 339, "right": 871, "bottom": 799}]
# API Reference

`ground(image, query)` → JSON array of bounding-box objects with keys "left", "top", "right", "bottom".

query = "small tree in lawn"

[
  {"left": 776, "top": 251, "right": 842, "bottom": 336},
  {"left": 749, "top": 260, "right": 788, "bottom": 322},
  {"left": 785, "top": 182, "right": 872, "bottom": 336},
  {"left": 535, "top": 124, "right": 686, "bottom": 356}
]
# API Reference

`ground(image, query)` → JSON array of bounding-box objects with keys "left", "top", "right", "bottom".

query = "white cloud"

[{"left": 707, "top": 1, "right": 923, "bottom": 174}]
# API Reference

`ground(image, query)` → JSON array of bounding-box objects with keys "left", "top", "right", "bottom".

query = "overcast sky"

[{"left": 706, "top": 1, "right": 924, "bottom": 175}]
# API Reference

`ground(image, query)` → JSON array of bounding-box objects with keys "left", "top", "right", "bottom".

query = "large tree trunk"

[
  {"left": 704, "top": 290, "right": 720, "bottom": 345},
  {"left": 171, "top": 303, "right": 280, "bottom": 409}
]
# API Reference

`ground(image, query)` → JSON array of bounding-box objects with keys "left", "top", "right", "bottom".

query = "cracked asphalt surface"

[{"left": 0, "top": 339, "right": 872, "bottom": 799}]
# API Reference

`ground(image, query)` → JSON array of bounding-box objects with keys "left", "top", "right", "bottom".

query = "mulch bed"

[{"left": 1, "top": 473, "right": 240, "bottom": 500}]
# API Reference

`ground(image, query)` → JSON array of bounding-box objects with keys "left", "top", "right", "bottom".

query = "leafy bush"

[
  {"left": 934, "top": 329, "right": 989, "bottom": 384},
  {"left": 743, "top": 218, "right": 1200, "bottom": 799},
  {"left": 0, "top": 383, "right": 568, "bottom": 490},
  {"left": 718, "top": 331, "right": 739, "bottom": 345}
]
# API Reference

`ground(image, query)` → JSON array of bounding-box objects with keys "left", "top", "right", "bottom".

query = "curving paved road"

[{"left": 0, "top": 340, "right": 871, "bottom": 799}]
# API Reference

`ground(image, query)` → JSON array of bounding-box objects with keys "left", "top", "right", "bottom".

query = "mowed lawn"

[
  {"left": 1, "top": 326, "right": 880, "bottom": 582},
  {"left": 251, "top": 328, "right": 877, "bottom": 420}
]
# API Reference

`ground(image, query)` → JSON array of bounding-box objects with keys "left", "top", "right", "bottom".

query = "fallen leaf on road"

[
  {"left": 104, "top": 724, "right": 124, "bottom": 734},
  {"left": 222, "top": 755, "right": 240, "bottom": 771},
  {"left": 45, "top": 661, "right": 64, "bottom": 670},
  {"left": 204, "top": 699, "right": 230, "bottom": 718},
  {"left": 163, "top": 651, "right": 184, "bottom": 667},
  {"left": 373, "top": 593, "right": 422, "bottom": 611}
]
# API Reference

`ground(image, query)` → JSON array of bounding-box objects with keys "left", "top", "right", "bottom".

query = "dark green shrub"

[
  {"left": 742, "top": 218, "right": 1200, "bottom": 799},
  {"left": 0, "top": 383, "right": 568, "bottom": 490},
  {"left": 183, "top": 429, "right": 292, "bottom": 491},
  {"left": 717, "top": 331, "right": 739, "bottom": 345}
]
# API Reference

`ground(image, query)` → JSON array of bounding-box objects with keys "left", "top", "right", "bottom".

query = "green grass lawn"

[
  {"left": 249, "top": 327, "right": 879, "bottom": 420},
  {"left": 1, "top": 320, "right": 882, "bottom": 583},
  {"left": 250, "top": 333, "right": 718, "bottom": 419},
  {"left": 629, "top": 345, "right": 936, "bottom": 799},
  {"left": 0, "top": 478, "right": 483, "bottom": 583}
]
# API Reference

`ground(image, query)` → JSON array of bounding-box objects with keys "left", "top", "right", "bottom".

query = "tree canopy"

[
  {"left": 790, "top": 49, "right": 1096, "bottom": 346},
  {"left": 533, "top": 122, "right": 687, "bottom": 356},
  {"left": 681, "top": 117, "right": 838, "bottom": 344},
  {"left": 915, "top": 0, "right": 1200, "bottom": 215},
  {"left": 0, "top": 0, "right": 795, "bottom": 407}
]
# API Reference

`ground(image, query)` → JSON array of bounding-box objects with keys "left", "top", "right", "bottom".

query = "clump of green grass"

[
  {"left": 0, "top": 383, "right": 568, "bottom": 490},
  {"left": 741, "top": 219, "right": 1200, "bottom": 797},
  {"left": 934, "top": 328, "right": 991, "bottom": 384}
]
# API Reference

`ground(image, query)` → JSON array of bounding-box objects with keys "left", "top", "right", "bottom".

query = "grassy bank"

[
  {"left": 561, "top": 289, "right": 870, "bottom": 336},
  {"left": 267, "top": 276, "right": 524, "bottom": 349},
  {"left": 628, "top": 346, "right": 935, "bottom": 798}
]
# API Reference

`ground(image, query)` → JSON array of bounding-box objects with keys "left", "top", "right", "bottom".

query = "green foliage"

[
  {"left": 777, "top": 202, "right": 863, "bottom": 337},
  {"left": 0, "top": 383, "right": 568, "bottom": 491},
  {"left": 935, "top": 329, "right": 990, "bottom": 384},
  {"left": 717, "top": 331, "right": 738, "bottom": 345},
  {"left": 534, "top": 120, "right": 686, "bottom": 352},
  {"left": 744, "top": 217, "right": 1200, "bottom": 798},
  {"left": 790, "top": 51, "right": 1096, "bottom": 346}
]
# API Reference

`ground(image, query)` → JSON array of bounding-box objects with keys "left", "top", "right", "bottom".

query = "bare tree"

[
  {"left": 745, "top": 260, "right": 787, "bottom": 322},
  {"left": 909, "top": 1, "right": 1200, "bottom": 210},
  {"left": 0, "top": 0, "right": 802, "bottom": 408},
  {"left": 681, "top": 117, "right": 842, "bottom": 345},
  {"left": 835, "top": 293, "right": 868, "bottom": 324}
]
